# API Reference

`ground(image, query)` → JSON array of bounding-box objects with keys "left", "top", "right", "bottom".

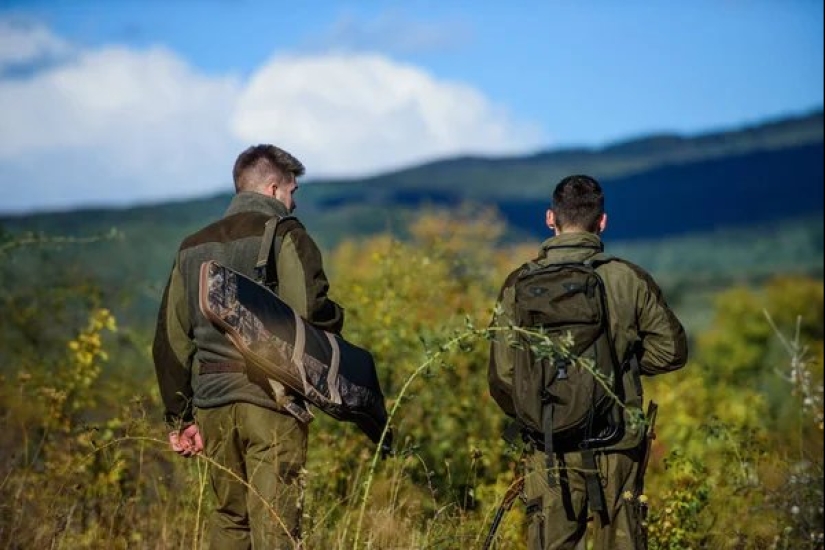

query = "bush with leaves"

[{"left": 645, "top": 275, "right": 823, "bottom": 549}]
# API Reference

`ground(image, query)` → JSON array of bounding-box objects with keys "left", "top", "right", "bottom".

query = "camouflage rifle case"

[{"left": 199, "top": 259, "right": 390, "bottom": 446}]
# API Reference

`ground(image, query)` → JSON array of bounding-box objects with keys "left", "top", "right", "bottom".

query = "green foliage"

[
  {"left": 644, "top": 275, "right": 823, "bottom": 549},
  {"left": 0, "top": 307, "right": 198, "bottom": 548},
  {"left": 298, "top": 207, "right": 520, "bottom": 547},
  {"left": 0, "top": 226, "right": 123, "bottom": 375},
  {"left": 696, "top": 276, "right": 824, "bottom": 433},
  {"left": 647, "top": 450, "right": 712, "bottom": 550},
  {"left": 0, "top": 211, "right": 823, "bottom": 549}
]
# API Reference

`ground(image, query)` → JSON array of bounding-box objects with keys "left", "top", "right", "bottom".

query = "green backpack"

[{"left": 509, "top": 254, "right": 625, "bottom": 508}]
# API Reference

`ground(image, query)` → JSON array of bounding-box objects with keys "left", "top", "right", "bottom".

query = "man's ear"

[
  {"left": 265, "top": 177, "right": 278, "bottom": 197},
  {"left": 598, "top": 213, "right": 608, "bottom": 234},
  {"left": 546, "top": 209, "right": 556, "bottom": 230}
]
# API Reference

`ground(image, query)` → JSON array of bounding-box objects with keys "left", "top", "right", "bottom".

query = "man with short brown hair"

[{"left": 153, "top": 144, "right": 343, "bottom": 549}]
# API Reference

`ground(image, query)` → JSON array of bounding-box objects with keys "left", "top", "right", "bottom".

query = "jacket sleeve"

[
  {"left": 634, "top": 268, "right": 689, "bottom": 375},
  {"left": 488, "top": 272, "right": 521, "bottom": 417},
  {"left": 152, "top": 258, "right": 196, "bottom": 428},
  {"left": 276, "top": 221, "right": 345, "bottom": 334}
]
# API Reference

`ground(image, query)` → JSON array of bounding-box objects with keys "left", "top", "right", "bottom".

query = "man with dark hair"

[
  {"left": 488, "top": 175, "right": 688, "bottom": 549},
  {"left": 153, "top": 144, "right": 343, "bottom": 549}
]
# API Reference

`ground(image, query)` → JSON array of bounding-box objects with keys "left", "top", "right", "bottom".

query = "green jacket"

[
  {"left": 152, "top": 192, "right": 344, "bottom": 427},
  {"left": 488, "top": 231, "right": 688, "bottom": 450}
]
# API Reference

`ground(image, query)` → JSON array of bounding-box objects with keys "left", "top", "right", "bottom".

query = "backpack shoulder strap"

[
  {"left": 585, "top": 251, "right": 624, "bottom": 370},
  {"left": 254, "top": 215, "right": 299, "bottom": 290}
]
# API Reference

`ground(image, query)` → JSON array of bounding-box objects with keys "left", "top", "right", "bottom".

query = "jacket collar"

[
  {"left": 224, "top": 191, "right": 291, "bottom": 219},
  {"left": 539, "top": 231, "right": 604, "bottom": 253}
]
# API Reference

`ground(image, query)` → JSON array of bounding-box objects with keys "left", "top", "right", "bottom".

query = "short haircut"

[
  {"left": 551, "top": 175, "right": 605, "bottom": 232},
  {"left": 232, "top": 144, "right": 306, "bottom": 193}
]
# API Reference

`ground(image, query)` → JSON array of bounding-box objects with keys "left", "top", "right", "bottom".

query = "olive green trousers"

[
  {"left": 197, "top": 403, "right": 308, "bottom": 550},
  {"left": 523, "top": 446, "right": 645, "bottom": 550}
]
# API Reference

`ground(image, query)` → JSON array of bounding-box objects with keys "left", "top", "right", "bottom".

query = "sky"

[{"left": 0, "top": 0, "right": 822, "bottom": 214}]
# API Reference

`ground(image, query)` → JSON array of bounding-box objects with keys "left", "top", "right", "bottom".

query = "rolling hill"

[{"left": 1, "top": 109, "right": 822, "bottom": 327}]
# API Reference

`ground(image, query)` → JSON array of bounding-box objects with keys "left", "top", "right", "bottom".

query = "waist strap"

[{"left": 199, "top": 362, "right": 246, "bottom": 374}]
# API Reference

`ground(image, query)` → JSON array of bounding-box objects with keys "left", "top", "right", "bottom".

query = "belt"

[{"left": 199, "top": 362, "right": 245, "bottom": 374}]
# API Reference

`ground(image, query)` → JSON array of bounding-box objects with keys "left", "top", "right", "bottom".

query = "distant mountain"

[
  {"left": 292, "top": 109, "right": 824, "bottom": 244},
  {"left": 4, "top": 109, "right": 821, "bottom": 242},
  {"left": 1, "top": 110, "right": 822, "bottom": 325},
  {"left": 499, "top": 142, "right": 823, "bottom": 240},
  {"left": 341, "top": 107, "right": 823, "bottom": 195}
]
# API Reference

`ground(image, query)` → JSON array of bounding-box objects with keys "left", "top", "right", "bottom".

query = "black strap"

[
  {"left": 543, "top": 403, "right": 555, "bottom": 487},
  {"left": 582, "top": 449, "right": 606, "bottom": 515},
  {"left": 502, "top": 419, "right": 524, "bottom": 445}
]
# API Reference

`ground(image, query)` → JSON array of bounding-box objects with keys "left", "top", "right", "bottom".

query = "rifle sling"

[
  {"left": 254, "top": 215, "right": 297, "bottom": 291},
  {"left": 255, "top": 216, "right": 279, "bottom": 286},
  {"left": 636, "top": 400, "right": 659, "bottom": 495}
]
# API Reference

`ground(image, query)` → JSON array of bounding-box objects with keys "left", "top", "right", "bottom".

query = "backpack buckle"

[{"left": 554, "top": 357, "right": 570, "bottom": 380}]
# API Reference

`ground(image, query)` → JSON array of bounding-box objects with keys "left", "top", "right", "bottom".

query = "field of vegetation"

[{"left": 0, "top": 209, "right": 822, "bottom": 549}]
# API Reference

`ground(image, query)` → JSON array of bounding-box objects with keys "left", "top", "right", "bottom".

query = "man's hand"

[{"left": 168, "top": 424, "right": 204, "bottom": 458}]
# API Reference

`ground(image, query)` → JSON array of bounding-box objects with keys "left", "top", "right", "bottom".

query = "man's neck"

[{"left": 555, "top": 228, "right": 595, "bottom": 236}]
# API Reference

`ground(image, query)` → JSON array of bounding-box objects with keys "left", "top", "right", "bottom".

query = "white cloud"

[
  {"left": 0, "top": 46, "right": 240, "bottom": 157},
  {"left": 0, "top": 18, "right": 72, "bottom": 70},
  {"left": 0, "top": 39, "right": 243, "bottom": 212},
  {"left": 0, "top": 22, "right": 545, "bottom": 214},
  {"left": 232, "top": 52, "right": 544, "bottom": 177}
]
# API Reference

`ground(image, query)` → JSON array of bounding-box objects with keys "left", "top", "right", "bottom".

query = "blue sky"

[{"left": 0, "top": 0, "right": 822, "bottom": 214}]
